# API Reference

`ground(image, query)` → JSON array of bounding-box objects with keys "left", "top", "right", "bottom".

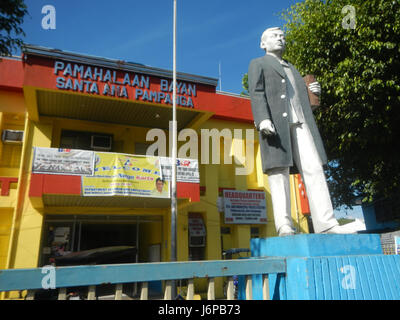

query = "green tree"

[
  {"left": 337, "top": 218, "right": 355, "bottom": 226},
  {"left": 241, "top": 73, "right": 249, "bottom": 96},
  {"left": 243, "top": 0, "right": 400, "bottom": 208},
  {"left": 0, "top": 0, "right": 28, "bottom": 56}
]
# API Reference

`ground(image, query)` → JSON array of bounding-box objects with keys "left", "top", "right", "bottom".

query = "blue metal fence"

[
  {"left": 0, "top": 257, "right": 286, "bottom": 300},
  {"left": 4, "top": 234, "right": 398, "bottom": 300}
]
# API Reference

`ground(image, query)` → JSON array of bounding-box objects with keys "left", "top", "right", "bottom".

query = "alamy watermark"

[
  {"left": 41, "top": 4, "right": 356, "bottom": 31},
  {"left": 342, "top": 5, "right": 356, "bottom": 30},
  {"left": 340, "top": 264, "right": 356, "bottom": 290},
  {"left": 41, "top": 5, "right": 56, "bottom": 30},
  {"left": 145, "top": 122, "right": 255, "bottom": 176},
  {"left": 41, "top": 265, "right": 56, "bottom": 289},
  {"left": 39, "top": 263, "right": 357, "bottom": 292}
]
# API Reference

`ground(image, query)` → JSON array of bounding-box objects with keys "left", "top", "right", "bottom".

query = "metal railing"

[
  {"left": 0, "top": 257, "right": 286, "bottom": 300},
  {"left": 380, "top": 231, "right": 400, "bottom": 255}
]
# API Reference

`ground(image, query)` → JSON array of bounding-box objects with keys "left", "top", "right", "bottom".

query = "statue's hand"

[
  {"left": 308, "top": 81, "right": 321, "bottom": 96},
  {"left": 259, "top": 119, "right": 276, "bottom": 135}
]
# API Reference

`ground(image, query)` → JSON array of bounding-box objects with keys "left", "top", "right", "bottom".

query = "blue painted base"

[
  {"left": 251, "top": 234, "right": 383, "bottom": 258},
  {"left": 238, "top": 234, "right": 400, "bottom": 300}
]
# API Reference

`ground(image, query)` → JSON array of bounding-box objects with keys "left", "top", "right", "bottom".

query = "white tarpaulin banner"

[
  {"left": 32, "top": 147, "right": 95, "bottom": 176},
  {"left": 160, "top": 157, "right": 199, "bottom": 183},
  {"left": 223, "top": 190, "right": 267, "bottom": 224}
]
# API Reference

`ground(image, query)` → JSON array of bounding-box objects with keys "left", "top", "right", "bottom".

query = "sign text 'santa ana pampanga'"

[{"left": 53, "top": 61, "right": 197, "bottom": 108}]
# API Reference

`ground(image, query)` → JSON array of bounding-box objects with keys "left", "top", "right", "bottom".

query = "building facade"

[{"left": 0, "top": 46, "right": 310, "bottom": 298}]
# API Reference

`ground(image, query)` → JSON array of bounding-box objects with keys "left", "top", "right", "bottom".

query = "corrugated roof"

[
  {"left": 23, "top": 44, "right": 219, "bottom": 87},
  {"left": 43, "top": 194, "right": 186, "bottom": 208},
  {"left": 36, "top": 90, "right": 201, "bottom": 130}
]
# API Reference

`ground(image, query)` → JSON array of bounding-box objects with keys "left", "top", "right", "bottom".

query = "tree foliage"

[
  {"left": 243, "top": 0, "right": 400, "bottom": 208},
  {"left": 241, "top": 73, "right": 249, "bottom": 96},
  {"left": 0, "top": 0, "right": 28, "bottom": 56}
]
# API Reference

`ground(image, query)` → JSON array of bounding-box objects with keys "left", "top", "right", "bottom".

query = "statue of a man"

[{"left": 248, "top": 27, "right": 354, "bottom": 236}]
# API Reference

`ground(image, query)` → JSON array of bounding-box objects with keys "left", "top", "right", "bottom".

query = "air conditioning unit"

[
  {"left": 2, "top": 130, "right": 24, "bottom": 144},
  {"left": 90, "top": 134, "right": 112, "bottom": 151}
]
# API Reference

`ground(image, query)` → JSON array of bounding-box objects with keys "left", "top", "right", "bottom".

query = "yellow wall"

[
  {"left": 139, "top": 218, "right": 164, "bottom": 262},
  {"left": 7, "top": 120, "right": 52, "bottom": 270},
  {"left": 0, "top": 209, "right": 13, "bottom": 269},
  {"left": 0, "top": 110, "right": 25, "bottom": 275}
]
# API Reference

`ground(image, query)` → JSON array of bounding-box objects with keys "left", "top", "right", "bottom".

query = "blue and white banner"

[{"left": 160, "top": 157, "right": 199, "bottom": 183}]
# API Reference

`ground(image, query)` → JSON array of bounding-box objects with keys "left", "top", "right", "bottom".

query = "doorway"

[{"left": 40, "top": 214, "right": 163, "bottom": 267}]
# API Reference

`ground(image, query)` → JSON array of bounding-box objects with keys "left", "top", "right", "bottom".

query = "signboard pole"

[{"left": 170, "top": 0, "right": 178, "bottom": 299}]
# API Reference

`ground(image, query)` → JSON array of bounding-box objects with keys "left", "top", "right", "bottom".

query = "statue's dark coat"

[{"left": 248, "top": 54, "right": 327, "bottom": 173}]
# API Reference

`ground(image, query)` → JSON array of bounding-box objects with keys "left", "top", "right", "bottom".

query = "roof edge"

[
  {"left": 216, "top": 90, "right": 250, "bottom": 100},
  {"left": 22, "top": 44, "right": 219, "bottom": 87}
]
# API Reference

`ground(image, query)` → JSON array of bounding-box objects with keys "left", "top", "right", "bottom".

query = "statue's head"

[{"left": 260, "top": 27, "right": 286, "bottom": 54}]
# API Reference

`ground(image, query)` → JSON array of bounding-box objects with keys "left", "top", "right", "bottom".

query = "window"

[
  {"left": 188, "top": 213, "right": 206, "bottom": 261},
  {"left": 221, "top": 227, "right": 231, "bottom": 235},
  {"left": 250, "top": 227, "right": 259, "bottom": 238},
  {"left": 60, "top": 130, "right": 113, "bottom": 151},
  {"left": 134, "top": 143, "right": 158, "bottom": 156}
]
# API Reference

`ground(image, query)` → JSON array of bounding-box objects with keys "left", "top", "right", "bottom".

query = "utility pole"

[{"left": 170, "top": 0, "right": 178, "bottom": 300}]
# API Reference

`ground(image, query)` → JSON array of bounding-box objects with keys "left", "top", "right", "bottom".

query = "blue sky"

[
  {"left": 18, "top": 0, "right": 300, "bottom": 94},
  {"left": 16, "top": 0, "right": 365, "bottom": 221},
  {"left": 334, "top": 205, "right": 364, "bottom": 221}
]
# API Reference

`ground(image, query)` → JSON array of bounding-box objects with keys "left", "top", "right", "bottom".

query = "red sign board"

[{"left": 23, "top": 56, "right": 216, "bottom": 110}]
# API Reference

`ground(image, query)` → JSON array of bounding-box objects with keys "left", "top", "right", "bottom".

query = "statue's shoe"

[
  {"left": 278, "top": 225, "right": 296, "bottom": 236},
  {"left": 322, "top": 225, "right": 357, "bottom": 234}
]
